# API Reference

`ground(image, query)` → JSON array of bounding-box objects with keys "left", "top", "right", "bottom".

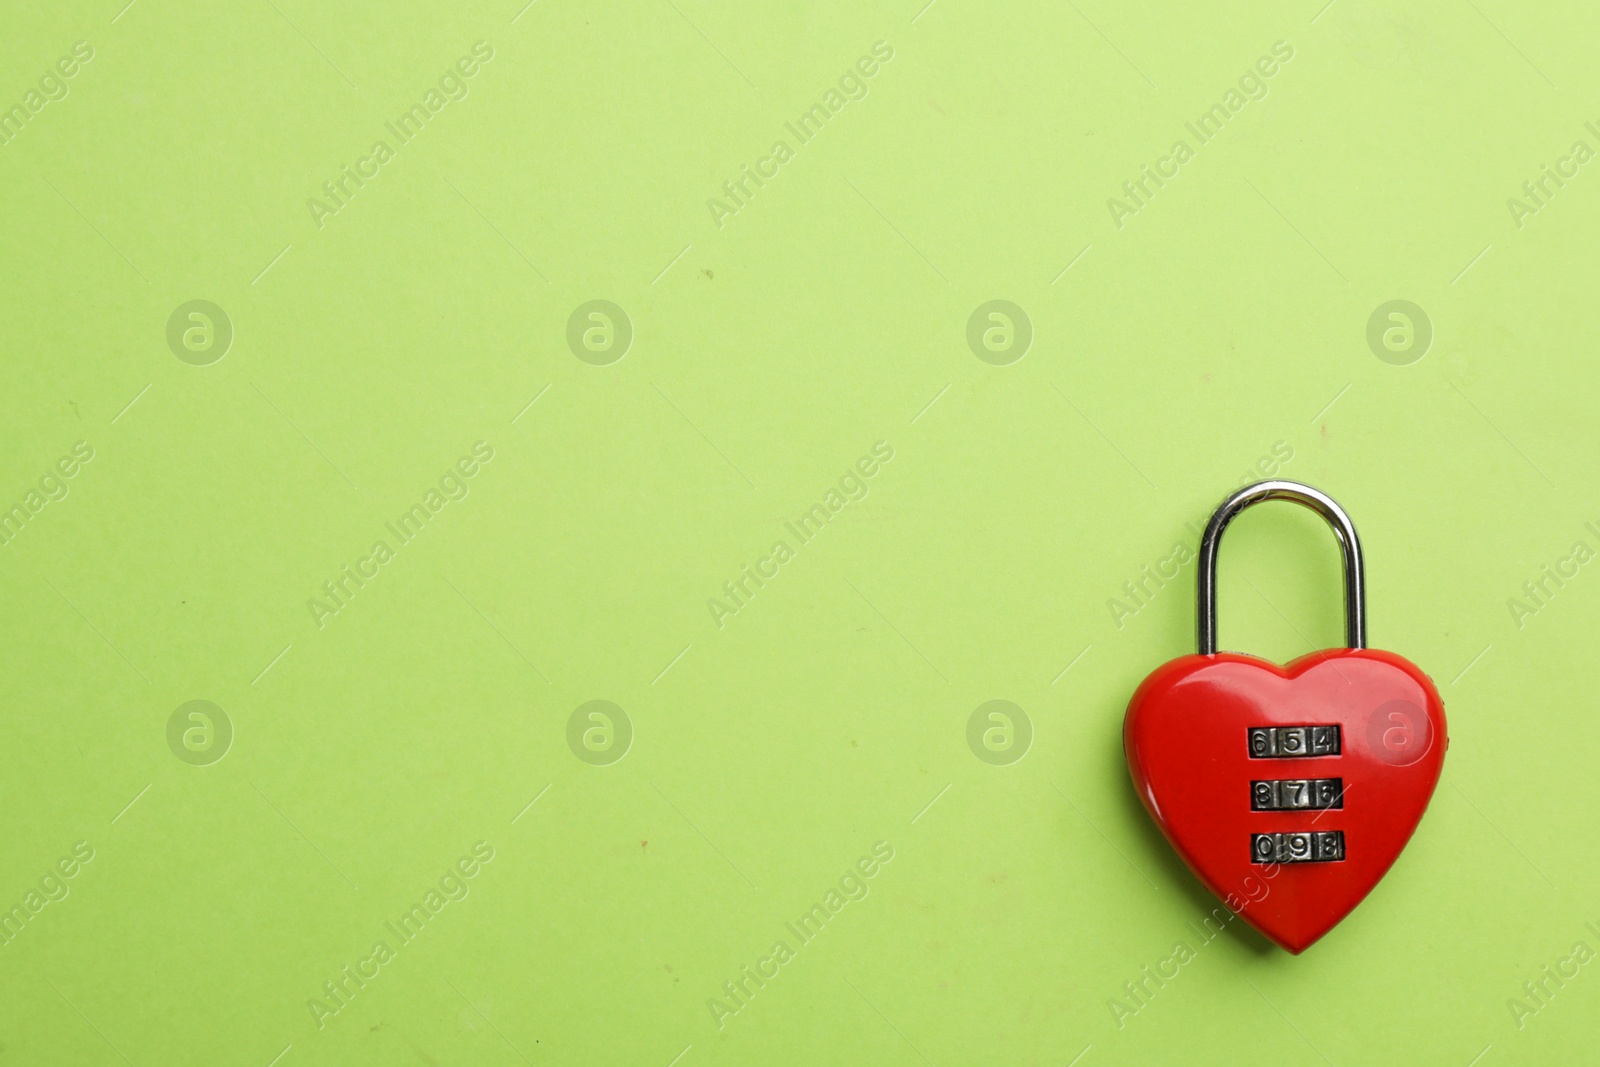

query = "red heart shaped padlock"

[{"left": 1124, "top": 482, "right": 1446, "bottom": 954}]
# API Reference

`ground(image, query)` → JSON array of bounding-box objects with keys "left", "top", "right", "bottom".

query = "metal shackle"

[{"left": 1196, "top": 480, "right": 1366, "bottom": 655}]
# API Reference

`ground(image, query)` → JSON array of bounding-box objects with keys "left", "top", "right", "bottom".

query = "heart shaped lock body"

[{"left": 1125, "top": 647, "right": 1446, "bottom": 953}]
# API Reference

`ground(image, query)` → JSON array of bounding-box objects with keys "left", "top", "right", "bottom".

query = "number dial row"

[
  {"left": 1251, "top": 831, "right": 1345, "bottom": 864},
  {"left": 1248, "top": 725, "right": 1341, "bottom": 758},
  {"left": 1251, "top": 777, "right": 1344, "bottom": 811}
]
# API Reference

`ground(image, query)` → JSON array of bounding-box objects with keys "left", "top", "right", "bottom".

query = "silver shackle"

[{"left": 1196, "top": 480, "right": 1365, "bottom": 655}]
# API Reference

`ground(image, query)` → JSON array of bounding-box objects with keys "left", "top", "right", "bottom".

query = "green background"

[{"left": 2, "top": 0, "right": 1596, "bottom": 1063}]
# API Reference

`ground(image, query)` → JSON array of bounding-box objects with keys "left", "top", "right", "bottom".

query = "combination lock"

[{"left": 1123, "top": 481, "right": 1448, "bottom": 953}]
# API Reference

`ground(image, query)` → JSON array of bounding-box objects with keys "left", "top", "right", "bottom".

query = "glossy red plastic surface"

[{"left": 1124, "top": 649, "right": 1447, "bottom": 953}]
